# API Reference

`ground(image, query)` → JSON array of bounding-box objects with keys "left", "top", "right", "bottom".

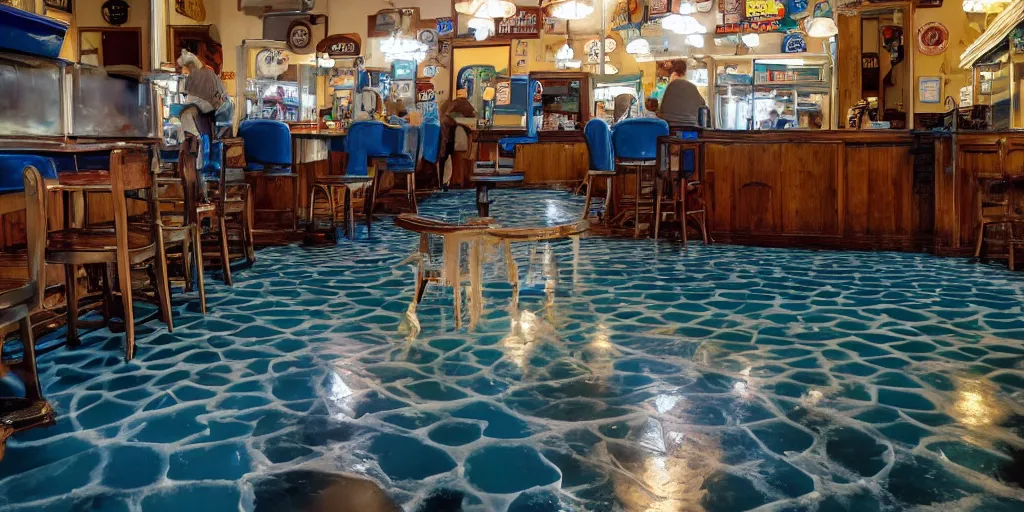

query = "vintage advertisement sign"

[
  {"left": 175, "top": 0, "right": 205, "bottom": 22},
  {"left": 648, "top": 0, "right": 670, "bottom": 16},
  {"left": 436, "top": 17, "right": 454, "bottom": 36},
  {"left": 496, "top": 7, "right": 541, "bottom": 39},
  {"left": 316, "top": 33, "right": 361, "bottom": 58},
  {"left": 416, "top": 81, "right": 436, "bottom": 103}
]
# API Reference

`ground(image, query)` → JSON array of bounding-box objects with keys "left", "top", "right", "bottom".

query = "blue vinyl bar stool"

[
  {"left": 492, "top": 79, "right": 540, "bottom": 172},
  {"left": 309, "top": 121, "right": 386, "bottom": 238},
  {"left": 581, "top": 118, "right": 615, "bottom": 222},
  {"left": 370, "top": 122, "right": 426, "bottom": 215},
  {"left": 237, "top": 120, "right": 299, "bottom": 231},
  {"left": 612, "top": 118, "right": 670, "bottom": 237}
]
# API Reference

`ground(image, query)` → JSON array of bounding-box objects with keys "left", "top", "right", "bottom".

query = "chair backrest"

[
  {"left": 20, "top": 165, "right": 47, "bottom": 309},
  {"left": 583, "top": 119, "right": 614, "bottom": 172},
  {"left": 237, "top": 119, "right": 291, "bottom": 167},
  {"left": 345, "top": 120, "right": 389, "bottom": 176},
  {"left": 612, "top": 118, "right": 669, "bottom": 160},
  {"left": 176, "top": 135, "right": 203, "bottom": 225},
  {"left": 0, "top": 154, "right": 58, "bottom": 195},
  {"left": 421, "top": 121, "right": 442, "bottom": 164}
]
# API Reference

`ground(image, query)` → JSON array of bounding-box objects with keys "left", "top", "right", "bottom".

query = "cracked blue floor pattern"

[{"left": 2, "top": 189, "right": 1024, "bottom": 511}]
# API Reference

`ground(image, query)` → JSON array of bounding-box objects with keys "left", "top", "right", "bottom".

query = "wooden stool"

[
  {"left": 655, "top": 135, "right": 710, "bottom": 244},
  {"left": 581, "top": 170, "right": 616, "bottom": 223},
  {"left": 975, "top": 139, "right": 1022, "bottom": 269},
  {"left": 309, "top": 176, "right": 374, "bottom": 239}
]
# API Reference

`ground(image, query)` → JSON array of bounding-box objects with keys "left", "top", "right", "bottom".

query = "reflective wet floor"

[{"left": 2, "top": 190, "right": 1024, "bottom": 511}]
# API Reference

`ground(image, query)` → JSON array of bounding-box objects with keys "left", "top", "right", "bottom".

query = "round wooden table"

[{"left": 469, "top": 173, "right": 524, "bottom": 217}]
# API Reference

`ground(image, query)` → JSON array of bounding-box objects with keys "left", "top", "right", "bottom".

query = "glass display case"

[
  {"left": 0, "top": 51, "right": 159, "bottom": 139},
  {"left": 711, "top": 55, "right": 832, "bottom": 130},
  {"left": 148, "top": 72, "right": 187, "bottom": 148},
  {"left": 974, "top": 49, "right": 1011, "bottom": 131},
  {"left": 239, "top": 41, "right": 318, "bottom": 123},
  {"left": 593, "top": 73, "right": 642, "bottom": 123},
  {"left": 531, "top": 71, "right": 591, "bottom": 135}
]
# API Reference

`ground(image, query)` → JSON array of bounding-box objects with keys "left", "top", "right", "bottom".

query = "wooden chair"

[
  {"left": 25, "top": 149, "right": 170, "bottom": 362},
  {"left": 655, "top": 134, "right": 710, "bottom": 244},
  {"left": 975, "top": 138, "right": 1023, "bottom": 269},
  {"left": 309, "top": 131, "right": 374, "bottom": 240},
  {"left": 0, "top": 164, "right": 55, "bottom": 460},
  {"left": 152, "top": 135, "right": 209, "bottom": 321}
]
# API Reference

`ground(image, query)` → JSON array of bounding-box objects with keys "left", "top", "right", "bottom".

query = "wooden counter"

[
  {"left": 700, "top": 129, "right": 934, "bottom": 251},
  {"left": 933, "top": 130, "right": 1024, "bottom": 256},
  {"left": 451, "top": 128, "right": 588, "bottom": 188}
]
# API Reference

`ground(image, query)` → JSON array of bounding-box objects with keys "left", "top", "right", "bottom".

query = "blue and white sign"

[{"left": 782, "top": 32, "right": 806, "bottom": 53}]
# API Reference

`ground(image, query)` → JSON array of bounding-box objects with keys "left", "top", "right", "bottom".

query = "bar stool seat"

[
  {"left": 611, "top": 118, "right": 670, "bottom": 237},
  {"left": 581, "top": 118, "right": 616, "bottom": 222},
  {"left": 46, "top": 229, "right": 155, "bottom": 259}
]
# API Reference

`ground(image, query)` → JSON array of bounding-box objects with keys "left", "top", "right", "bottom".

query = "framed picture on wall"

[
  {"left": 919, "top": 76, "right": 941, "bottom": 104},
  {"left": 43, "top": 0, "right": 72, "bottom": 13}
]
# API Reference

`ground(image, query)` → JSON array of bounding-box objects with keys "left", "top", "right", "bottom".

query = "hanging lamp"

[
  {"left": 541, "top": 0, "right": 595, "bottom": 21},
  {"left": 455, "top": 0, "right": 516, "bottom": 18},
  {"left": 468, "top": 16, "right": 495, "bottom": 40}
]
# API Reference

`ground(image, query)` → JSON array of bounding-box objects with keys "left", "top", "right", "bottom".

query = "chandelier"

[
  {"left": 626, "top": 38, "right": 650, "bottom": 55},
  {"left": 379, "top": 35, "right": 428, "bottom": 62},
  {"left": 962, "top": 0, "right": 1009, "bottom": 12},
  {"left": 662, "top": 14, "right": 707, "bottom": 35},
  {"left": 455, "top": 0, "right": 516, "bottom": 18},
  {"left": 541, "top": 0, "right": 595, "bottom": 21},
  {"left": 468, "top": 16, "right": 495, "bottom": 41}
]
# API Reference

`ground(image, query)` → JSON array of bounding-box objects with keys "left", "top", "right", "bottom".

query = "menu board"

[
  {"left": 317, "top": 33, "right": 361, "bottom": 58},
  {"left": 496, "top": 7, "right": 541, "bottom": 39}
]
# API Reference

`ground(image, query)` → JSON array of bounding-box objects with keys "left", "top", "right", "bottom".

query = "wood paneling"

[
  {"left": 703, "top": 130, "right": 925, "bottom": 250},
  {"left": 837, "top": 14, "right": 862, "bottom": 129},
  {"left": 515, "top": 142, "right": 588, "bottom": 184}
]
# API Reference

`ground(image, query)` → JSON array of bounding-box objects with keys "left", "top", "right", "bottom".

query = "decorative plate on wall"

[
  {"left": 287, "top": 21, "right": 312, "bottom": 51},
  {"left": 917, "top": 21, "right": 948, "bottom": 56}
]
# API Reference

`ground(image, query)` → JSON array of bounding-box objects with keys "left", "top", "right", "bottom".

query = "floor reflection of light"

[
  {"left": 802, "top": 389, "right": 824, "bottom": 407},
  {"left": 545, "top": 200, "right": 563, "bottom": 224},
  {"left": 399, "top": 302, "right": 421, "bottom": 341},
  {"left": 733, "top": 366, "right": 754, "bottom": 398},
  {"left": 591, "top": 322, "right": 612, "bottom": 350},
  {"left": 503, "top": 309, "right": 539, "bottom": 368},
  {"left": 613, "top": 435, "right": 714, "bottom": 512},
  {"left": 653, "top": 394, "right": 681, "bottom": 414},
  {"left": 952, "top": 379, "right": 1006, "bottom": 427},
  {"left": 327, "top": 370, "right": 354, "bottom": 413}
]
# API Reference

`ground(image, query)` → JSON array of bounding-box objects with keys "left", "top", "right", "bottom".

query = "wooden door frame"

[{"left": 77, "top": 26, "right": 143, "bottom": 68}]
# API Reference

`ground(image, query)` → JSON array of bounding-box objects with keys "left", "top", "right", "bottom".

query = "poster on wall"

[
  {"left": 649, "top": 0, "right": 670, "bottom": 16},
  {"left": 495, "top": 81, "right": 511, "bottom": 106},
  {"left": 43, "top": 0, "right": 72, "bottom": 13},
  {"left": 436, "top": 17, "right": 454, "bottom": 36},
  {"left": 175, "top": 0, "right": 206, "bottom": 22}
]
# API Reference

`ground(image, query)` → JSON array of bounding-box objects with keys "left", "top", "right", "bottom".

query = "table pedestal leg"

[{"left": 476, "top": 184, "right": 490, "bottom": 217}]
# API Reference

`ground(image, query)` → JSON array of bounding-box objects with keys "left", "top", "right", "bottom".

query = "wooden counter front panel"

[
  {"left": 707, "top": 142, "right": 839, "bottom": 236},
  {"left": 703, "top": 133, "right": 926, "bottom": 250},
  {"left": 514, "top": 142, "right": 588, "bottom": 184},
  {"left": 844, "top": 145, "right": 915, "bottom": 237}
]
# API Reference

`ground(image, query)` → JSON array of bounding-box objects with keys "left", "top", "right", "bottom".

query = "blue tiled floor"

[{"left": 2, "top": 189, "right": 1024, "bottom": 511}]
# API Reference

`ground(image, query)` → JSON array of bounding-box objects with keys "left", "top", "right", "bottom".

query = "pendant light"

[
  {"left": 455, "top": 0, "right": 516, "bottom": 18},
  {"left": 468, "top": 16, "right": 495, "bottom": 40},
  {"left": 803, "top": 0, "right": 838, "bottom": 38},
  {"left": 541, "top": 0, "right": 595, "bottom": 21}
]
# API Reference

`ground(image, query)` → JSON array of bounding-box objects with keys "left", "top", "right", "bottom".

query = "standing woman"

[{"left": 657, "top": 60, "right": 706, "bottom": 128}]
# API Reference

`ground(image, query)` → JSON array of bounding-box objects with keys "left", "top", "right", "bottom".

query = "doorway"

[{"left": 79, "top": 28, "right": 142, "bottom": 68}]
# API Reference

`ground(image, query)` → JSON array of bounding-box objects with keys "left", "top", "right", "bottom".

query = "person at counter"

[
  {"left": 438, "top": 89, "right": 477, "bottom": 190},
  {"left": 760, "top": 110, "right": 792, "bottom": 130},
  {"left": 658, "top": 60, "right": 706, "bottom": 128}
]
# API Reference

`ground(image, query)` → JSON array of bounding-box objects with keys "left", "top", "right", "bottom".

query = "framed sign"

[
  {"left": 495, "top": 81, "right": 511, "bottom": 105},
  {"left": 392, "top": 60, "right": 417, "bottom": 80},
  {"left": 317, "top": 33, "right": 361, "bottom": 58},
  {"left": 175, "top": 0, "right": 205, "bottom": 22},
  {"left": 416, "top": 81, "right": 436, "bottom": 103},
  {"left": 495, "top": 6, "right": 541, "bottom": 39},
  {"left": 436, "top": 17, "right": 454, "bottom": 36},
  {"left": 919, "top": 76, "right": 941, "bottom": 104},
  {"left": 648, "top": 0, "right": 670, "bottom": 16},
  {"left": 43, "top": 0, "right": 72, "bottom": 13}
]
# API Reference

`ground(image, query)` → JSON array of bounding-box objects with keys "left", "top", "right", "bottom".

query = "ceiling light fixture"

[
  {"left": 541, "top": 0, "right": 595, "bottom": 21},
  {"left": 455, "top": 0, "right": 516, "bottom": 18}
]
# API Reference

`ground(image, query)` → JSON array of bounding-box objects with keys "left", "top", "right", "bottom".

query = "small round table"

[{"left": 469, "top": 173, "right": 524, "bottom": 217}]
